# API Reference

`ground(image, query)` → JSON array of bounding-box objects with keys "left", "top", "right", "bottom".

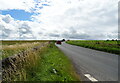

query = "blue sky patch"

[
  {"left": 42, "top": 4, "right": 50, "bottom": 6},
  {"left": 1, "top": 9, "right": 34, "bottom": 21}
]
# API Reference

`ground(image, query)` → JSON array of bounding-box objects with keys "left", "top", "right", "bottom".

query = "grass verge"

[
  {"left": 66, "top": 40, "right": 120, "bottom": 55},
  {"left": 26, "top": 42, "right": 80, "bottom": 81}
]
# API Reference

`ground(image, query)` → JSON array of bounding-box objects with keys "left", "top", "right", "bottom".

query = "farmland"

[
  {"left": 66, "top": 40, "right": 120, "bottom": 55},
  {"left": 1, "top": 40, "right": 80, "bottom": 81}
]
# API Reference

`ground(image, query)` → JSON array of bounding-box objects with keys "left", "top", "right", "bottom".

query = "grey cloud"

[
  {"left": 62, "top": 32, "right": 90, "bottom": 39},
  {"left": 19, "top": 23, "right": 32, "bottom": 35},
  {"left": 18, "top": 22, "right": 36, "bottom": 39},
  {"left": 61, "top": 28, "right": 90, "bottom": 39},
  {"left": 70, "top": 34, "right": 90, "bottom": 39},
  {"left": 0, "top": 25, "right": 11, "bottom": 39},
  {"left": 49, "top": 33, "right": 60, "bottom": 37},
  {"left": 2, "top": 15, "right": 12, "bottom": 23},
  {"left": 60, "top": 26, "right": 118, "bottom": 40},
  {"left": 38, "top": 32, "right": 43, "bottom": 35}
]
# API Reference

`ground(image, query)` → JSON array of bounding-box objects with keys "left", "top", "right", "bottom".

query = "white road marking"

[{"left": 84, "top": 74, "right": 98, "bottom": 82}]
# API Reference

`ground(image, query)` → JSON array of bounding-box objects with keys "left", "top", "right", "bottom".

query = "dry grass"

[
  {"left": 1, "top": 42, "right": 44, "bottom": 59},
  {"left": 2, "top": 42, "right": 41, "bottom": 50}
]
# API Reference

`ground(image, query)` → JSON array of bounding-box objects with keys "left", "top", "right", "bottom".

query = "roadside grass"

[
  {"left": 66, "top": 40, "right": 120, "bottom": 55},
  {"left": 26, "top": 42, "right": 80, "bottom": 81}
]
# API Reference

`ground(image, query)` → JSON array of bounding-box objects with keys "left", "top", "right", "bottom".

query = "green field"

[
  {"left": 66, "top": 40, "right": 120, "bottom": 55},
  {"left": 1, "top": 40, "right": 80, "bottom": 81}
]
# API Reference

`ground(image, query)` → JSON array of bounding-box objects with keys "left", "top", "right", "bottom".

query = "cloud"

[
  {"left": 48, "top": 33, "right": 60, "bottom": 37},
  {"left": 2, "top": 14, "right": 13, "bottom": 23},
  {"left": 18, "top": 22, "right": 36, "bottom": 39},
  {"left": 0, "top": 14, "right": 36, "bottom": 40},
  {"left": 0, "top": 25, "right": 11, "bottom": 38},
  {"left": 0, "top": 0, "right": 119, "bottom": 40},
  {"left": 0, "top": 15, "right": 18, "bottom": 39},
  {"left": 31, "top": 0, "right": 118, "bottom": 40}
]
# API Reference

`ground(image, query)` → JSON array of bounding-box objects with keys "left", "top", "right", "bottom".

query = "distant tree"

[
  {"left": 106, "top": 39, "right": 109, "bottom": 41},
  {"left": 62, "top": 39, "right": 65, "bottom": 42},
  {"left": 112, "top": 39, "right": 114, "bottom": 41}
]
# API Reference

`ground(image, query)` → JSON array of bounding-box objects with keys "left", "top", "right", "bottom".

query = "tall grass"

[
  {"left": 2, "top": 42, "right": 47, "bottom": 81},
  {"left": 3, "top": 50, "right": 40, "bottom": 81},
  {"left": 1, "top": 42, "right": 44, "bottom": 59},
  {"left": 1, "top": 40, "right": 50, "bottom": 45}
]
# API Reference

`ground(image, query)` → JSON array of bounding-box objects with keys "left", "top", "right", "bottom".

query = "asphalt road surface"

[{"left": 56, "top": 42, "right": 118, "bottom": 81}]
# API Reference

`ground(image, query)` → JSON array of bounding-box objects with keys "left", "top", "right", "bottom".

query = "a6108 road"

[{"left": 56, "top": 42, "right": 118, "bottom": 81}]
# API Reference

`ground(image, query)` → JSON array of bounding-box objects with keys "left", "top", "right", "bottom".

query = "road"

[{"left": 56, "top": 42, "right": 118, "bottom": 81}]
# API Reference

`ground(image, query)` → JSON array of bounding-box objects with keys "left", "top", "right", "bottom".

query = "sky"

[{"left": 0, "top": 0, "right": 119, "bottom": 40}]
